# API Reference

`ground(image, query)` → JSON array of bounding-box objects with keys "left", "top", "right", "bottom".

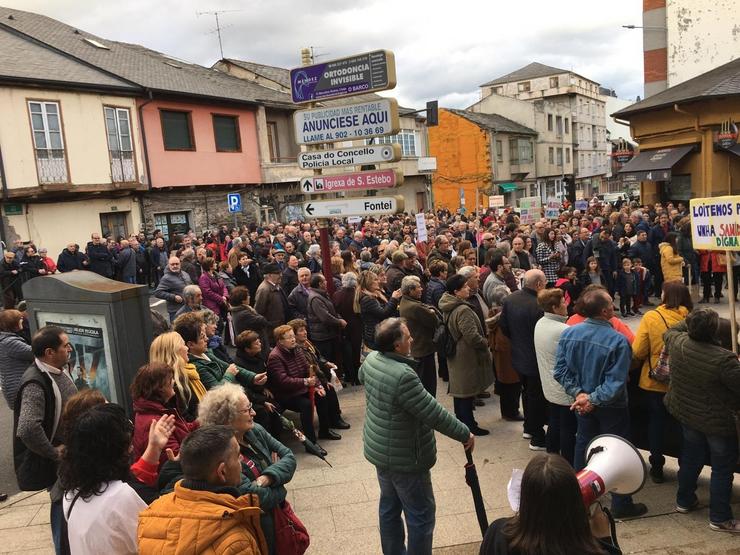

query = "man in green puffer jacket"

[{"left": 359, "top": 317, "right": 473, "bottom": 555}]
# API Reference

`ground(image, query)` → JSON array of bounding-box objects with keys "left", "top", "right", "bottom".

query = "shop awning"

[
  {"left": 498, "top": 182, "right": 517, "bottom": 192},
  {"left": 724, "top": 143, "right": 740, "bottom": 157},
  {"left": 618, "top": 145, "right": 696, "bottom": 183}
]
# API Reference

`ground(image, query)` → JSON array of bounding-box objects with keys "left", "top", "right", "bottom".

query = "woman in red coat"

[
  {"left": 131, "top": 362, "right": 197, "bottom": 468},
  {"left": 697, "top": 250, "right": 726, "bottom": 304}
]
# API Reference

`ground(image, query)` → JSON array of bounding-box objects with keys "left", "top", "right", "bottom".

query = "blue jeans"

[
  {"left": 376, "top": 468, "right": 435, "bottom": 555},
  {"left": 677, "top": 424, "right": 738, "bottom": 524},
  {"left": 574, "top": 406, "right": 636, "bottom": 512},
  {"left": 645, "top": 391, "right": 667, "bottom": 469},
  {"left": 50, "top": 498, "right": 63, "bottom": 554}
]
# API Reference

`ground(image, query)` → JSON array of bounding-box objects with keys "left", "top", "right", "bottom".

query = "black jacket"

[
  {"left": 282, "top": 267, "right": 299, "bottom": 295},
  {"left": 499, "top": 287, "right": 543, "bottom": 376},
  {"left": 56, "top": 249, "right": 87, "bottom": 272},
  {"left": 86, "top": 242, "right": 114, "bottom": 278},
  {"left": 423, "top": 277, "right": 446, "bottom": 307}
]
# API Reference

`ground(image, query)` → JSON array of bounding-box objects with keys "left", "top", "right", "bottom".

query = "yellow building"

[
  {"left": 0, "top": 20, "right": 146, "bottom": 255},
  {"left": 612, "top": 57, "right": 740, "bottom": 204}
]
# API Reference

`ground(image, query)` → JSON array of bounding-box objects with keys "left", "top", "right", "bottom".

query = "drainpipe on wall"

[
  {"left": 0, "top": 145, "right": 9, "bottom": 247},
  {"left": 137, "top": 90, "right": 154, "bottom": 232},
  {"left": 673, "top": 104, "right": 700, "bottom": 131}
]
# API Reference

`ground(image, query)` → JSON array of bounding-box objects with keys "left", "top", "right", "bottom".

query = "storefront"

[{"left": 612, "top": 57, "right": 740, "bottom": 204}]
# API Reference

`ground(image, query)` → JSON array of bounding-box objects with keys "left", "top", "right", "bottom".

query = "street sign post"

[
  {"left": 227, "top": 192, "right": 241, "bottom": 229},
  {"left": 303, "top": 196, "right": 403, "bottom": 218},
  {"left": 227, "top": 193, "right": 241, "bottom": 213},
  {"left": 290, "top": 50, "right": 396, "bottom": 103},
  {"left": 293, "top": 98, "right": 400, "bottom": 145},
  {"left": 299, "top": 169, "right": 403, "bottom": 195},
  {"left": 297, "top": 144, "right": 400, "bottom": 170}
]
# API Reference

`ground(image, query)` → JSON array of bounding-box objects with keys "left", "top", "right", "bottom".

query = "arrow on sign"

[
  {"left": 301, "top": 178, "right": 313, "bottom": 193},
  {"left": 305, "top": 203, "right": 315, "bottom": 216}
]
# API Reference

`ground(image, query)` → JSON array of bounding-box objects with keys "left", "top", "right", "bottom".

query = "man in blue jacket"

[{"left": 554, "top": 286, "right": 648, "bottom": 519}]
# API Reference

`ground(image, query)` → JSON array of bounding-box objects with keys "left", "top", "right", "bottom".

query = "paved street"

[{"left": 0, "top": 294, "right": 739, "bottom": 553}]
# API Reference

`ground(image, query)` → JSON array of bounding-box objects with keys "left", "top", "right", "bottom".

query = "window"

[
  {"left": 556, "top": 147, "right": 563, "bottom": 166},
  {"left": 492, "top": 86, "right": 503, "bottom": 95},
  {"left": 28, "top": 100, "right": 67, "bottom": 183},
  {"left": 565, "top": 118, "right": 569, "bottom": 133},
  {"left": 548, "top": 147, "right": 554, "bottom": 164},
  {"left": 547, "top": 114, "right": 553, "bottom": 131},
  {"left": 509, "top": 138, "right": 533, "bottom": 164},
  {"left": 549, "top": 76, "right": 559, "bottom": 88},
  {"left": 555, "top": 115, "right": 563, "bottom": 136},
  {"left": 496, "top": 140, "right": 503, "bottom": 162},
  {"left": 517, "top": 81, "right": 530, "bottom": 92},
  {"left": 266, "top": 121, "right": 280, "bottom": 162},
  {"left": 566, "top": 148, "right": 571, "bottom": 163},
  {"left": 213, "top": 114, "right": 240, "bottom": 152},
  {"left": 154, "top": 212, "right": 190, "bottom": 240},
  {"left": 160, "top": 110, "right": 194, "bottom": 150},
  {"left": 373, "top": 130, "right": 419, "bottom": 157},
  {"left": 104, "top": 107, "right": 135, "bottom": 182}
]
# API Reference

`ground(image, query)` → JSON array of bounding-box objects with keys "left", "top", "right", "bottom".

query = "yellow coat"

[
  {"left": 631, "top": 305, "right": 688, "bottom": 393},
  {"left": 659, "top": 242, "right": 684, "bottom": 283},
  {"left": 138, "top": 481, "right": 267, "bottom": 555}
]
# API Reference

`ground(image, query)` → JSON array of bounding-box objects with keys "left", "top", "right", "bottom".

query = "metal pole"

[
  {"left": 319, "top": 221, "right": 334, "bottom": 296},
  {"left": 727, "top": 250, "right": 737, "bottom": 353}
]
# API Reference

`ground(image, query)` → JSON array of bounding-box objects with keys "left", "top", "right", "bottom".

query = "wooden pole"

[{"left": 726, "top": 249, "right": 738, "bottom": 353}]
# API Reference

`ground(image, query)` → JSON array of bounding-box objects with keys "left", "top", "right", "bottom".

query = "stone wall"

[{"left": 141, "top": 188, "right": 261, "bottom": 235}]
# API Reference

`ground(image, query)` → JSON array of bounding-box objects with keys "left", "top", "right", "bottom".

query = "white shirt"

[
  {"left": 63, "top": 480, "right": 147, "bottom": 555},
  {"left": 534, "top": 313, "right": 575, "bottom": 406}
]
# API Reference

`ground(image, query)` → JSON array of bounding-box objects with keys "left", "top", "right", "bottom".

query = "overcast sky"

[{"left": 5, "top": 0, "right": 646, "bottom": 109}]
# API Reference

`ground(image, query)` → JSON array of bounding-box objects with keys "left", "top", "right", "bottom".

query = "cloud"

[{"left": 4, "top": 0, "right": 645, "bottom": 108}]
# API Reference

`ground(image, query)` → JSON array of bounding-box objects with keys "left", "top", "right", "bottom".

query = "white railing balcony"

[
  {"left": 110, "top": 150, "right": 136, "bottom": 183},
  {"left": 35, "top": 148, "right": 68, "bottom": 184}
]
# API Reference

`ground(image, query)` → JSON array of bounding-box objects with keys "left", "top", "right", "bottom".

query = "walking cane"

[{"left": 463, "top": 447, "right": 488, "bottom": 537}]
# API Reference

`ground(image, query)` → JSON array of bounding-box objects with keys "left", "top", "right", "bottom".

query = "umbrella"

[
  {"left": 464, "top": 448, "right": 488, "bottom": 537},
  {"left": 279, "top": 414, "right": 332, "bottom": 467}
]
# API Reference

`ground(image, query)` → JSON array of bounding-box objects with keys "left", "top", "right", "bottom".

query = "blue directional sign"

[{"left": 227, "top": 193, "right": 241, "bottom": 213}]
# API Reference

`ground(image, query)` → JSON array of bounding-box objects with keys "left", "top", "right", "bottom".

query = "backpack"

[{"left": 648, "top": 311, "right": 671, "bottom": 383}]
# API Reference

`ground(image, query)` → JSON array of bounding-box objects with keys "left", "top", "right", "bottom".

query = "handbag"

[
  {"left": 648, "top": 311, "right": 671, "bottom": 383},
  {"left": 273, "top": 500, "right": 310, "bottom": 555}
]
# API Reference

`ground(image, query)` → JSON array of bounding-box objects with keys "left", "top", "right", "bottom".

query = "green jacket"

[
  {"left": 359, "top": 350, "right": 470, "bottom": 473},
  {"left": 190, "top": 349, "right": 257, "bottom": 391},
  {"left": 664, "top": 320, "right": 740, "bottom": 437}
]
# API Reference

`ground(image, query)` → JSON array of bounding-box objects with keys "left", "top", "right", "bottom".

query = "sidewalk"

[{"left": 2, "top": 378, "right": 738, "bottom": 554}]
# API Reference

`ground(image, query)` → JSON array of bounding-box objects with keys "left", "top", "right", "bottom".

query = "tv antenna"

[{"left": 196, "top": 9, "right": 242, "bottom": 59}]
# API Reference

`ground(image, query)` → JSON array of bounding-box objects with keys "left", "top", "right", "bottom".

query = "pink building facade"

[{"left": 138, "top": 99, "right": 262, "bottom": 188}]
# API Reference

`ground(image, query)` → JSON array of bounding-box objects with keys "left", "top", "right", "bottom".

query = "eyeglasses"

[{"left": 240, "top": 402, "right": 253, "bottom": 413}]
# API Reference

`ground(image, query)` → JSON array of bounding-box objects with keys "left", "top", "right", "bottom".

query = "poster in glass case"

[{"left": 35, "top": 311, "right": 117, "bottom": 403}]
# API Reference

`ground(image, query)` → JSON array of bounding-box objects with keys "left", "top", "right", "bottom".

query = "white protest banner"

[
  {"left": 488, "top": 195, "right": 505, "bottom": 208},
  {"left": 518, "top": 196, "right": 542, "bottom": 225},
  {"left": 415, "top": 212, "right": 427, "bottom": 242},
  {"left": 545, "top": 197, "right": 560, "bottom": 220},
  {"left": 690, "top": 195, "right": 740, "bottom": 250}
]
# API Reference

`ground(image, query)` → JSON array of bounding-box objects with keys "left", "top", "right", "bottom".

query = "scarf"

[{"left": 184, "top": 362, "right": 207, "bottom": 401}]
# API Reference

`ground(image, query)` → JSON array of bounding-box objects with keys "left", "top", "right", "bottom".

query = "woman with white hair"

[
  {"left": 306, "top": 244, "right": 322, "bottom": 274},
  {"left": 175, "top": 383, "right": 298, "bottom": 554}
]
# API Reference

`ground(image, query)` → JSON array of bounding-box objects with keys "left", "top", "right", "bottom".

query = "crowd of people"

[{"left": 2, "top": 196, "right": 740, "bottom": 554}]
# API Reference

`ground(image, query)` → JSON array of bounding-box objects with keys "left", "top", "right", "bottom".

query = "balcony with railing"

[
  {"left": 110, "top": 150, "right": 136, "bottom": 183},
  {"left": 35, "top": 148, "right": 67, "bottom": 184}
]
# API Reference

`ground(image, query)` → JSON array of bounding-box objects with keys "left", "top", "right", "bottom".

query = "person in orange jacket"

[{"left": 138, "top": 425, "right": 267, "bottom": 555}]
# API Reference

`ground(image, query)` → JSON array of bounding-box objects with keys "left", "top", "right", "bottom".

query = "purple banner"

[{"left": 290, "top": 50, "right": 395, "bottom": 103}]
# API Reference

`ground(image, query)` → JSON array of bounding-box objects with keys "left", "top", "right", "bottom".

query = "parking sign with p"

[{"left": 227, "top": 193, "right": 241, "bottom": 213}]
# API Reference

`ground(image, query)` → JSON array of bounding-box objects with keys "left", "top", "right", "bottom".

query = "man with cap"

[
  {"left": 272, "top": 248, "right": 287, "bottom": 271},
  {"left": 385, "top": 251, "right": 409, "bottom": 294},
  {"left": 254, "top": 263, "right": 290, "bottom": 347}
]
